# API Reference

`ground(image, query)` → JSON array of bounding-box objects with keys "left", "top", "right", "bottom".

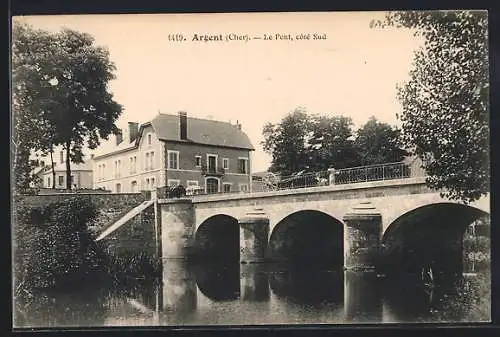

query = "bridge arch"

[
  {"left": 268, "top": 210, "right": 344, "bottom": 268},
  {"left": 194, "top": 214, "right": 240, "bottom": 263},
  {"left": 380, "top": 202, "right": 489, "bottom": 277}
]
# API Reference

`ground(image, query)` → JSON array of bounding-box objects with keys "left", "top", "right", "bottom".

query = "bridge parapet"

[{"left": 192, "top": 176, "right": 428, "bottom": 204}]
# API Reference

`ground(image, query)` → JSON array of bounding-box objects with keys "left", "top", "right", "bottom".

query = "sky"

[{"left": 13, "top": 12, "right": 423, "bottom": 172}]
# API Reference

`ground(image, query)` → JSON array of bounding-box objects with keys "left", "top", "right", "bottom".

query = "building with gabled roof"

[{"left": 92, "top": 111, "right": 255, "bottom": 195}]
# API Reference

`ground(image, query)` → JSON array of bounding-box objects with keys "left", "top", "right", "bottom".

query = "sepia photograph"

[{"left": 11, "top": 10, "right": 490, "bottom": 328}]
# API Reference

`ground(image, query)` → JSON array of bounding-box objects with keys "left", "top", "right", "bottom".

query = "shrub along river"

[{"left": 14, "top": 261, "right": 490, "bottom": 327}]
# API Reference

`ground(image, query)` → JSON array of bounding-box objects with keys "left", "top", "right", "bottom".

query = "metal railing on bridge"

[
  {"left": 333, "top": 161, "right": 412, "bottom": 185},
  {"left": 159, "top": 159, "right": 426, "bottom": 198},
  {"left": 252, "top": 159, "right": 426, "bottom": 193}
]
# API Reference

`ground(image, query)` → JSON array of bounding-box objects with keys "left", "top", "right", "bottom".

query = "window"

[
  {"left": 102, "top": 163, "right": 106, "bottom": 180},
  {"left": 238, "top": 158, "right": 248, "bottom": 174},
  {"left": 131, "top": 180, "right": 137, "bottom": 192},
  {"left": 168, "top": 179, "right": 180, "bottom": 187},
  {"left": 239, "top": 184, "right": 249, "bottom": 192},
  {"left": 60, "top": 151, "right": 64, "bottom": 164},
  {"left": 168, "top": 151, "right": 179, "bottom": 169},
  {"left": 150, "top": 152, "right": 155, "bottom": 169},
  {"left": 116, "top": 183, "right": 121, "bottom": 193},
  {"left": 151, "top": 177, "right": 155, "bottom": 188},
  {"left": 115, "top": 160, "right": 121, "bottom": 178},
  {"left": 71, "top": 175, "right": 74, "bottom": 186},
  {"left": 130, "top": 156, "right": 137, "bottom": 174},
  {"left": 47, "top": 177, "right": 51, "bottom": 188},
  {"left": 223, "top": 158, "right": 229, "bottom": 170},
  {"left": 145, "top": 178, "right": 150, "bottom": 189},
  {"left": 145, "top": 153, "right": 150, "bottom": 171},
  {"left": 147, "top": 134, "right": 152, "bottom": 145},
  {"left": 58, "top": 175, "right": 64, "bottom": 186},
  {"left": 195, "top": 156, "right": 202, "bottom": 167},
  {"left": 223, "top": 183, "right": 232, "bottom": 193},
  {"left": 98, "top": 164, "right": 103, "bottom": 181},
  {"left": 207, "top": 154, "right": 217, "bottom": 171},
  {"left": 206, "top": 178, "right": 219, "bottom": 194},
  {"left": 187, "top": 180, "right": 199, "bottom": 187}
]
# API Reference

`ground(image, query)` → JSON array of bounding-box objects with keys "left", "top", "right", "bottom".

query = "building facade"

[
  {"left": 30, "top": 146, "right": 94, "bottom": 189},
  {"left": 92, "top": 112, "right": 254, "bottom": 194}
]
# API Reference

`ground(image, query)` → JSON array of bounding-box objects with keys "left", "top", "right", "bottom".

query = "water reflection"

[
  {"left": 14, "top": 285, "right": 108, "bottom": 328},
  {"left": 269, "top": 265, "right": 343, "bottom": 307},
  {"left": 194, "top": 262, "right": 240, "bottom": 301},
  {"left": 14, "top": 263, "right": 490, "bottom": 327},
  {"left": 344, "top": 271, "right": 382, "bottom": 323},
  {"left": 240, "top": 264, "right": 269, "bottom": 301},
  {"left": 162, "top": 261, "right": 197, "bottom": 316}
]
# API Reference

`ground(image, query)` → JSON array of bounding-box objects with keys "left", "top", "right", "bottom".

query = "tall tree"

[
  {"left": 12, "top": 23, "right": 123, "bottom": 190},
  {"left": 371, "top": 11, "right": 489, "bottom": 203},
  {"left": 355, "top": 116, "right": 408, "bottom": 165},
  {"left": 12, "top": 25, "right": 55, "bottom": 194},
  {"left": 308, "top": 115, "right": 360, "bottom": 170},
  {"left": 262, "top": 108, "right": 311, "bottom": 175}
]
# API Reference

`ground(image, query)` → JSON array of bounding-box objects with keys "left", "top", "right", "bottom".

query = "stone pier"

[
  {"left": 159, "top": 198, "right": 196, "bottom": 259},
  {"left": 238, "top": 209, "right": 270, "bottom": 264},
  {"left": 343, "top": 202, "right": 382, "bottom": 270}
]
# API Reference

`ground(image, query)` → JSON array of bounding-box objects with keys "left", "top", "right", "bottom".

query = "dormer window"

[{"left": 147, "top": 134, "right": 152, "bottom": 145}]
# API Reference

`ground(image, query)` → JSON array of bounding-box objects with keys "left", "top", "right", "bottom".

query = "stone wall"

[
  {"left": 15, "top": 192, "right": 147, "bottom": 210},
  {"left": 14, "top": 192, "right": 159, "bottom": 261},
  {"left": 101, "top": 204, "right": 158, "bottom": 256},
  {"left": 14, "top": 192, "right": 149, "bottom": 235}
]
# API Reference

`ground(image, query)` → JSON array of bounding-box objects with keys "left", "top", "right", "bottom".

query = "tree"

[
  {"left": 355, "top": 116, "right": 408, "bottom": 165},
  {"left": 262, "top": 108, "right": 311, "bottom": 175},
  {"left": 12, "top": 23, "right": 123, "bottom": 190},
  {"left": 12, "top": 97, "right": 44, "bottom": 194},
  {"left": 308, "top": 114, "right": 360, "bottom": 170},
  {"left": 372, "top": 11, "right": 489, "bottom": 203},
  {"left": 262, "top": 108, "right": 361, "bottom": 175},
  {"left": 12, "top": 25, "right": 56, "bottom": 194}
]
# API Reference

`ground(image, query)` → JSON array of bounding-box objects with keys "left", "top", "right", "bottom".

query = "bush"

[
  {"left": 13, "top": 196, "right": 107, "bottom": 296},
  {"left": 430, "top": 271, "right": 491, "bottom": 322},
  {"left": 13, "top": 195, "right": 163, "bottom": 309}
]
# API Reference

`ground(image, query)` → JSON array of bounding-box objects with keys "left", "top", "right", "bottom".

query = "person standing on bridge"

[{"left": 328, "top": 167, "right": 336, "bottom": 185}]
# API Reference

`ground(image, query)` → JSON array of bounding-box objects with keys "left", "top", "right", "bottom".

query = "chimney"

[
  {"left": 115, "top": 129, "right": 123, "bottom": 146},
  {"left": 128, "top": 122, "right": 139, "bottom": 142},
  {"left": 236, "top": 120, "right": 242, "bottom": 130},
  {"left": 179, "top": 111, "right": 188, "bottom": 140}
]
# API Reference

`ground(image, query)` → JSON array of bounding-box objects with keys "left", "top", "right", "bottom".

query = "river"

[{"left": 13, "top": 261, "right": 490, "bottom": 328}]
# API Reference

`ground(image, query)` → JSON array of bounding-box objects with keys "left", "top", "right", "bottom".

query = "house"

[
  {"left": 40, "top": 150, "right": 94, "bottom": 189},
  {"left": 29, "top": 146, "right": 94, "bottom": 189},
  {"left": 92, "top": 112, "right": 255, "bottom": 195}
]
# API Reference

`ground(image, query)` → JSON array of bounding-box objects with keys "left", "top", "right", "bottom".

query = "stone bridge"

[{"left": 156, "top": 176, "right": 489, "bottom": 274}]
